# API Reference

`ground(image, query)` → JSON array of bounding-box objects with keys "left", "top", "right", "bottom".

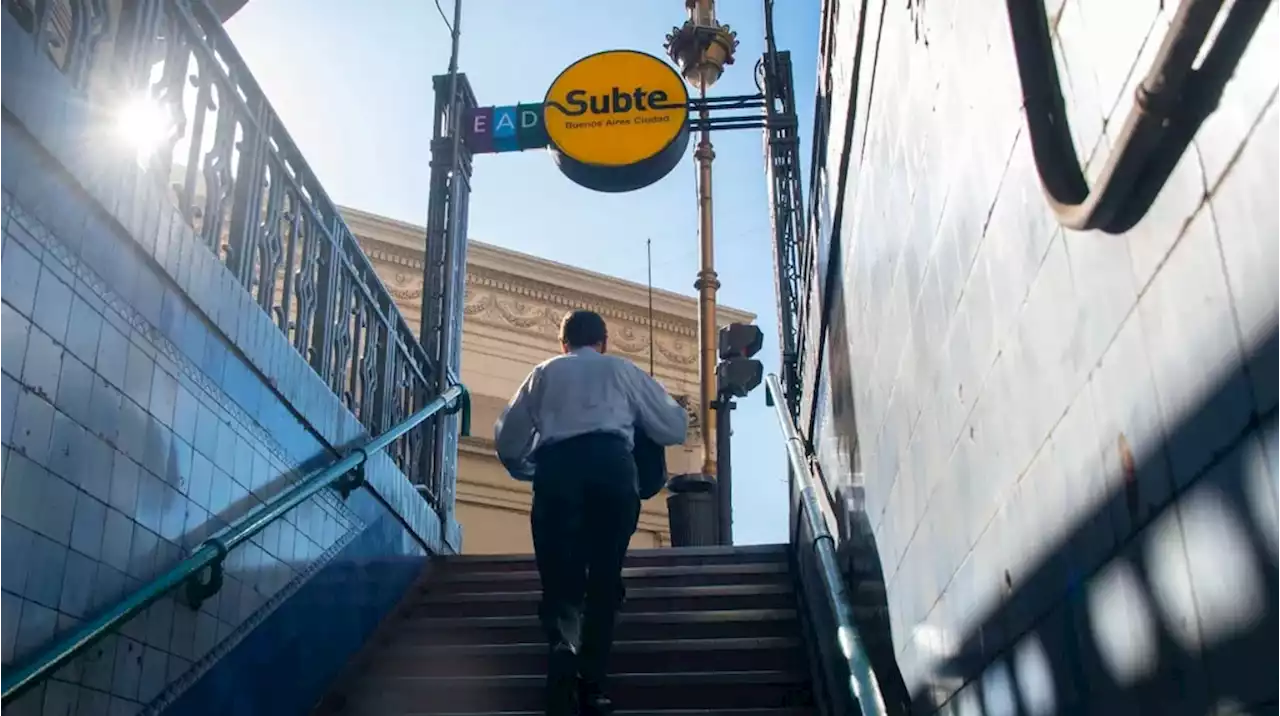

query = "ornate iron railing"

[{"left": 5, "top": 0, "right": 455, "bottom": 504}]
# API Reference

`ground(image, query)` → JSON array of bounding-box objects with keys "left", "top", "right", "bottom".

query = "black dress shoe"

[
  {"left": 578, "top": 680, "right": 614, "bottom": 716},
  {"left": 545, "top": 647, "right": 579, "bottom": 716}
]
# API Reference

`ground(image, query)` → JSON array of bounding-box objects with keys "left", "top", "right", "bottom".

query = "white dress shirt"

[{"left": 494, "top": 347, "right": 689, "bottom": 479}]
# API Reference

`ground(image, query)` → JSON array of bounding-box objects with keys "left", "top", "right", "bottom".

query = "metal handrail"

[
  {"left": 765, "top": 374, "right": 886, "bottom": 716},
  {"left": 0, "top": 384, "right": 471, "bottom": 706}
]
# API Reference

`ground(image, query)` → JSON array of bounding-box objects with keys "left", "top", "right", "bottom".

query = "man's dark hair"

[{"left": 560, "top": 310, "right": 608, "bottom": 348}]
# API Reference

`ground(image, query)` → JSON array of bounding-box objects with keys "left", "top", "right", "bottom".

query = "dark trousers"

[{"left": 531, "top": 432, "right": 641, "bottom": 686}]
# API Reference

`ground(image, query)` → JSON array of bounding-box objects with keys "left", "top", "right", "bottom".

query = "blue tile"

[
  {"left": 137, "top": 646, "right": 167, "bottom": 703},
  {"left": 193, "top": 403, "right": 218, "bottom": 459},
  {"left": 77, "top": 431, "right": 114, "bottom": 505},
  {"left": 70, "top": 492, "right": 109, "bottom": 561},
  {"left": 169, "top": 603, "right": 197, "bottom": 662},
  {"left": 31, "top": 267, "right": 73, "bottom": 344},
  {"left": 21, "top": 325, "right": 63, "bottom": 403},
  {"left": 46, "top": 410, "right": 87, "bottom": 487},
  {"left": 53, "top": 355, "right": 93, "bottom": 426},
  {"left": 75, "top": 688, "right": 113, "bottom": 715},
  {"left": 64, "top": 294, "right": 102, "bottom": 368},
  {"left": 42, "top": 679, "right": 80, "bottom": 715},
  {"left": 59, "top": 548, "right": 97, "bottom": 618},
  {"left": 158, "top": 488, "right": 187, "bottom": 543},
  {"left": 214, "top": 419, "right": 236, "bottom": 473},
  {"left": 127, "top": 525, "right": 159, "bottom": 582},
  {"left": 79, "top": 635, "right": 117, "bottom": 696},
  {"left": 2, "top": 239, "right": 41, "bottom": 316},
  {"left": 144, "top": 597, "right": 174, "bottom": 651},
  {"left": 187, "top": 452, "right": 213, "bottom": 511},
  {"left": 2, "top": 591, "right": 20, "bottom": 663},
  {"left": 25, "top": 533, "right": 68, "bottom": 609},
  {"left": 101, "top": 507, "right": 134, "bottom": 574},
  {"left": 87, "top": 377, "right": 123, "bottom": 445},
  {"left": 110, "top": 637, "right": 143, "bottom": 701},
  {"left": 2, "top": 302, "right": 30, "bottom": 379},
  {"left": 9, "top": 388, "right": 54, "bottom": 465},
  {"left": 13, "top": 599, "right": 56, "bottom": 663},
  {"left": 142, "top": 416, "right": 170, "bottom": 479},
  {"left": 208, "top": 468, "right": 233, "bottom": 516},
  {"left": 172, "top": 385, "right": 197, "bottom": 444},
  {"left": 168, "top": 436, "right": 193, "bottom": 495},
  {"left": 3, "top": 452, "right": 75, "bottom": 544},
  {"left": 91, "top": 563, "right": 128, "bottom": 616},
  {"left": 121, "top": 343, "right": 153, "bottom": 410},
  {"left": 2, "top": 373, "right": 18, "bottom": 447},
  {"left": 134, "top": 470, "right": 164, "bottom": 536},
  {"left": 148, "top": 367, "right": 177, "bottom": 426},
  {"left": 118, "top": 398, "right": 148, "bottom": 465},
  {"left": 108, "top": 453, "right": 141, "bottom": 516},
  {"left": 1, "top": 518, "right": 35, "bottom": 598},
  {"left": 95, "top": 323, "right": 129, "bottom": 392}
]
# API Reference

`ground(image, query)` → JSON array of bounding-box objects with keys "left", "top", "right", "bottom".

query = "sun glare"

[{"left": 115, "top": 95, "right": 171, "bottom": 161}]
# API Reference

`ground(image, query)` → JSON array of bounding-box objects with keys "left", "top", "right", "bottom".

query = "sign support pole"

[{"left": 694, "top": 86, "right": 721, "bottom": 481}]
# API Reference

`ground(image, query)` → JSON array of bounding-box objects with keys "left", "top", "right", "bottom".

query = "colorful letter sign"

[
  {"left": 463, "top": 49, "right": 691, "bottom": 193},
  {"left": 465, "top": 103, "right": 548, "bottom": 154}
]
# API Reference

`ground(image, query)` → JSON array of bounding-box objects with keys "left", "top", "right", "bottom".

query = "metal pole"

[
  {"left": 430, "top": 0, "right": 465, "bottom": 501},
  {"left": 694, "top": 86, "right": 720, "bottom": 479},
  {"left": 714, "top": 395, "right": 734, "bottom": 544},
  {"left": 647, "top": 238, "right": 656, "bottom": 376}
]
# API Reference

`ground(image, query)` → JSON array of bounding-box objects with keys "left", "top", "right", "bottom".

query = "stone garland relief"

[
  {"left": 358, "top": 245, "right": 700, "bottom": 368},
  {"left": 462, "top": 288, "right": 698, "bottom": 366}
]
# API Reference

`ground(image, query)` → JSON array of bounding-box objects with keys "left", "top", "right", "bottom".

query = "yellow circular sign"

[{"left": 543, "top": 51, "right": 690, "bottom": 168}]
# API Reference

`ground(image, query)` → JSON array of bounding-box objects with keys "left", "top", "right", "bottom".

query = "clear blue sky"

[{"left": 224, "top": 0, "right": 820, "bottom": 545}]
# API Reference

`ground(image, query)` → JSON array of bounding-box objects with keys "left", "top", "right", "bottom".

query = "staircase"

[{"left": 314, "top": 544, "right": 818, "bottom": 715}]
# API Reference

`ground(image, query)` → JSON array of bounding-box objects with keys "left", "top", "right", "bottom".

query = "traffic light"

[{"left": 716, "top": 323, "right": 764, "bottom": 398}]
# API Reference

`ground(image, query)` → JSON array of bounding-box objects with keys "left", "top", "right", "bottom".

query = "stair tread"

[
  {"left": 398, "top": 710, "right": 814, "bottom": 716},
  {"left": 434, "top": 563, "right": 789, "bottom": 583},
  {"left": 360, "top": 670, "right": 809, "bottom": 686},
  {"left": 380, "top": 637, "right": 802, "bottom": 655},
  {"left": 402, "top": 608, "right": 798, "bottom": 627},
  {"left": 441, "top": 545, "right": 789, "bottom": 565},
  {"left": 417, "top": 584, "right": 791, "bottom": 602}
]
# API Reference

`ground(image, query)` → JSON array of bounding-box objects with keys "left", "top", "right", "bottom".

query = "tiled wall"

[
  {"left": 0, "top": 12, "right": 452, "bottom": 716},
  {"left": 809, "top": 0, "right": 1277, "bottom": 712}
]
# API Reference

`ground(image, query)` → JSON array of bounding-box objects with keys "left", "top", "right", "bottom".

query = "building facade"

[{"left": 342, "top": 207, "right": 753, "bottom": 553}]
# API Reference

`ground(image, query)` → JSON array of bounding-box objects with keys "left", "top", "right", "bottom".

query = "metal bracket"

[
  {"left": 333, "top": 464, "right": 366, "bottom": 500},
  {"left": 180, "top": 539, "right": 229, "bottom": 611}
]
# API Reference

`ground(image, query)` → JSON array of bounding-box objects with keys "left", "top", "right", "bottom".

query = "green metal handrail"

[{"left": 0, "top": 384, "right": 471, "bottom": 706}]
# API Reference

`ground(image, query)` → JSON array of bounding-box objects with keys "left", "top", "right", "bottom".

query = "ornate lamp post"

[{"left": 665, "top": 1, "right": 738, "bottom": 482}]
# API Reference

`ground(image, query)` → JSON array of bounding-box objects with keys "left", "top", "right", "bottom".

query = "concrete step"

[
  {"left": 439, "top": 545, "right": 789, "bottom": 574},
  {"left": 367, "top": 637, "right": 805, "bottom": 677},
  {"left": 328, "top": 670, "right": 815, "bottom": 714},
  {"left": 411, "top": 584, "right": 795, "bottom": 619},
  {"left": 392, "top": 710, "right": 814, "bottom": 716},
  {"left": 426, "top": 562, "right": 791, "bottom": 592},
  {"left": 398, "top": 609, "right": 800, "bottom": 645}
]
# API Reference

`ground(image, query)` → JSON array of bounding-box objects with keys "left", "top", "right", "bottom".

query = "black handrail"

[
  {"left": 0, "top": 384, "right": 471, "bottom": 706},
  {"left": 1007, "top": 0, "right": 1269, "bottom": 233}
]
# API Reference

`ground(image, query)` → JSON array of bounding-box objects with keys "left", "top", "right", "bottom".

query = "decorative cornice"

[{"left": 340, "top": 205, "right": 755, "bottom": 330}]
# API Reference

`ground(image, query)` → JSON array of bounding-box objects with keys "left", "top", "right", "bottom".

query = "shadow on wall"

[{"left": 914, "top": 329, "right": 1278, "bottom": 715}]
